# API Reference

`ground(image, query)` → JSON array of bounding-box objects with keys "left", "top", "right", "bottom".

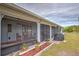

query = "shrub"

[
  {"left": 45, "top": 39, "right": 50, "bottom": 42},
  {"left": 20, "top": 43, "right": 28, "bottom": 51},
  {"left": 35, "top": 42, "right": 40, "bottom": 48}
]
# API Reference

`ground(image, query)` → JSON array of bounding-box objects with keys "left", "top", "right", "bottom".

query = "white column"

[
  {"left": 61, "top": 28, "right": 63, "bottom": 33},
  {"left": 0, "top": 14, "right": 4, "bottom": 41},
  {"left": 0, "top": 14, "right": 4, "bottom": 56},
  {"left": 0, "top": 15, "right": 1, "bottom": 42},
  {"left": 50, "top": 26, "right": 52, "bottom": 40},
  {"left": 37, "top": 23, "right": 41, "bottom": 42}
]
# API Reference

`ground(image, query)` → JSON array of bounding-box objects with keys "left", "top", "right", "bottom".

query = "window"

[{"left": 8, "top": 24, "right": 12, "bottom": 32}]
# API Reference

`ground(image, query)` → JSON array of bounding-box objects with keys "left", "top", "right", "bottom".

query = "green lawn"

[{"left": 40, "top": 32, "right": 79, "bottom": 56}]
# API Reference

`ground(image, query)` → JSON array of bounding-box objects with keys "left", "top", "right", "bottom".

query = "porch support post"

[
  {"left": 61, "top": 27, "right": 63, "bottom": 33},
  {"left": 0, "top": 14, "right": 4, "bottom": 56},
  {"left": 37, "top": 23, "right": 41, "bottom": 42},
  {"left": 50, "top": 26, "right": 52, "bottom": 41},
  {"left": 0, "top": 14, "right": 4, "bottom": 41}
]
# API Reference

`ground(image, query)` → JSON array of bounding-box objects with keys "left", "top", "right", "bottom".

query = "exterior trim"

[{"left": 37, "top": 23, "right": 41, "bottom": 42}]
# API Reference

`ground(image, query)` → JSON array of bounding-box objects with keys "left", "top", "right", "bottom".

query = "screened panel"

[
  {"left": 40, "top": 24, "right": 50, "bottom": 41},
  {"left": 51, "top": 27, "right": 55, "bottom": 37},
  {"left": 22, "top": 21, "right": 37, "bottom": 42}
]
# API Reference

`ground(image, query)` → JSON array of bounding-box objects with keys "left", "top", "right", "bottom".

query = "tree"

[{"left": 63, "top": 25, "right": 79, "bottom": 32}]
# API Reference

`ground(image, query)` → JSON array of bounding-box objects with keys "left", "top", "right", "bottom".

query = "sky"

[{"left": 15, "top": 3, "right": 79, "bottom": 27}]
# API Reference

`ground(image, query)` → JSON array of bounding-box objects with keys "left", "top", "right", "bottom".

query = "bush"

[
  {"left": 20, "top": 43, "right": 28, "bottom": 51},
  {"left": 45, "top": 39, "right": 50, "bottom": 42},
  {"left": 63, "top": 25, "right": 79, "bottom": 32}
]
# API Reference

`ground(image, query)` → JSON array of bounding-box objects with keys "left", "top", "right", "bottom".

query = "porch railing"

[{"left": 1, "top": 39, "right": 37, "bottom": 48}]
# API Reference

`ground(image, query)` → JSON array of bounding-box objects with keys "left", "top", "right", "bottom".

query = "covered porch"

[
  {"left": 0, "top": 15, "right": 57, "bottom": 55},
  {"left": 0, "top": 4, "right": 62, "bottom": 56}
]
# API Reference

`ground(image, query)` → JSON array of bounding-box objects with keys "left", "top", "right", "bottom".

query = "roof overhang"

[{"left": 0, "top": 3, "right": 62, "bottom": 27}]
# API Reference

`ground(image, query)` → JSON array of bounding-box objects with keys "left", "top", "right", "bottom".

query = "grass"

[{"left": 40, "top": 32, "right": 79, "bottom": 56}]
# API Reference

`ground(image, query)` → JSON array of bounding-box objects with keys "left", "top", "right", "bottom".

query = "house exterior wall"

[
  {"left": 0, "top": 18, "right": 51, "bottom": 43},
  {"left": 1, "top": 19, "right": 17, "bottom": 43},
  {"left": 0, "top": 4, "right": 57, "bottom": 44},
  {"left": 1, "top": 17, "right": 37, "bottom": 55},
  {"left": 1, "top": 17, "right": 37, "bottom": 44},
  {"left": 0, "top": 4, "right": 62, "bottom": 55}
]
